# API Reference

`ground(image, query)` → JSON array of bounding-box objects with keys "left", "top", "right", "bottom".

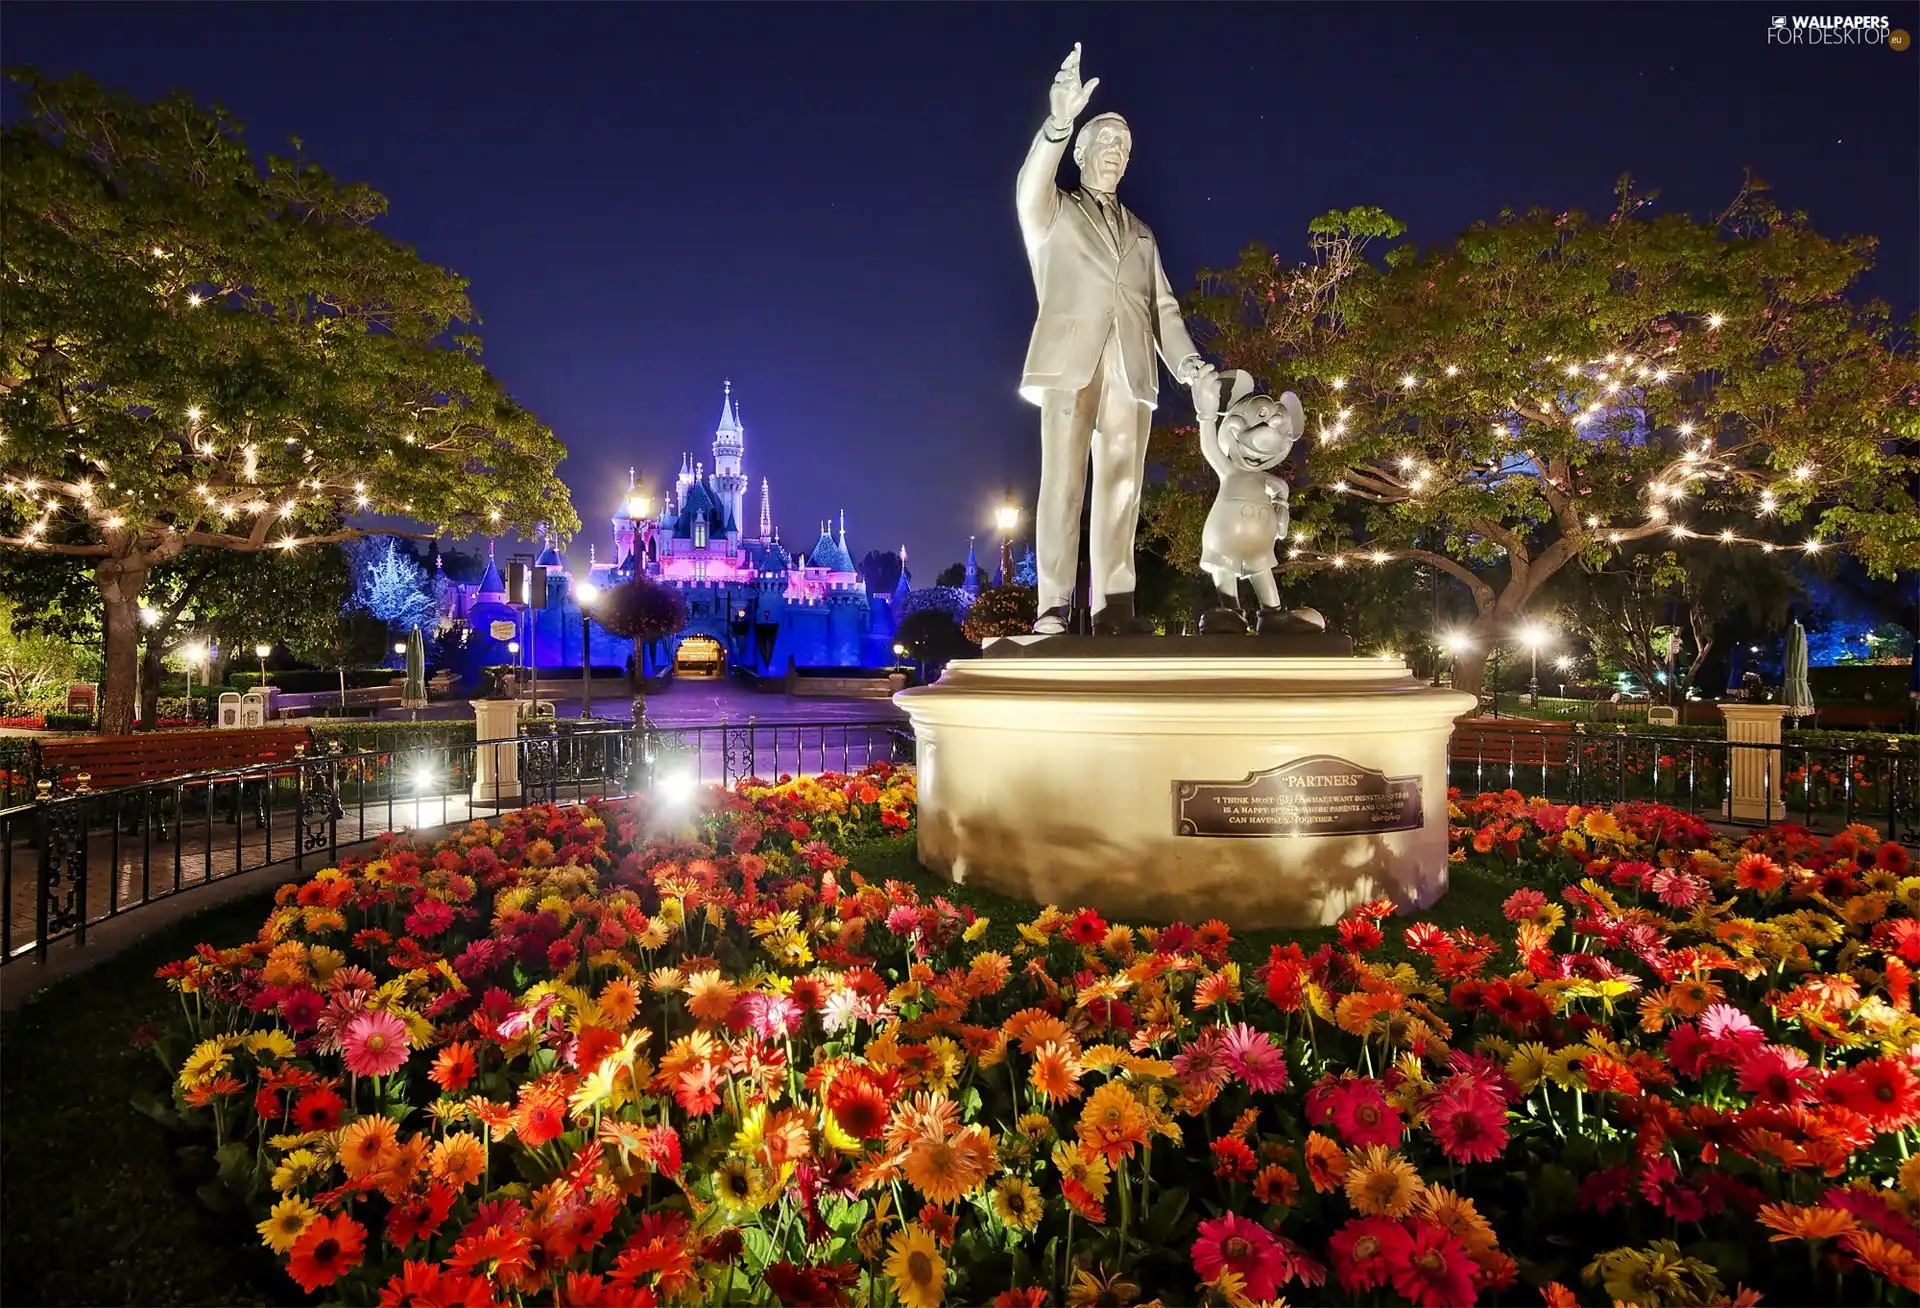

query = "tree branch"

[{"left": 0, "top": 535, "right": 110, "bottom": 557}]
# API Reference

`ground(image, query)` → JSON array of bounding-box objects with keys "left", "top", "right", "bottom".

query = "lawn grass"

[
  {"left": 0, "top": 831, "right": 1525, "bottom": 1306},
  {"left": 0, "top": 891, "right": 304, "bottom": 1308}
]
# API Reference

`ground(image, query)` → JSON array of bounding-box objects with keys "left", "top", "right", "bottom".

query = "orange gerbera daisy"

[
  {"left": 685, "top": 970, "right": 740, "bottom": 1023},
  {"left": 904, "top": 1126, "right": 992, "bottom": 1205},
  {"left": 1843, "top": 1230, "right": 1920, "bottom": 1293},
  {"left": 598, "top": 976, "right": 641, "bottom": 1029},
  {"left": 1757, "top": 1203, "right": 1860, "bottom": 1242},
  {"left": 1076, "top": 1081, "right": 1149, "bottom": 1168},
  {"left": 1006, "top": 1009, "right": 1072, "bottom": 1054},
  {"left": 886, "top": 1092, "right": 962, "bottom": 1151},
  {"left": 338, "top": 1114, "right": 401, "bottom": 1178},
  {"left": 1666, "top": 977, "right": 1724, "bottom": 1018},
  {"left": 429, "top": 1040, "right": 478, "bottom": 1094},
  {"left": 1305, "top": 1130, "right": 1347, "bottom": 1193},
  {"left": 1029, "top": 1040, "right": 1085, "bottom": 1105},
  {"left": 286, "top": 1213, "right": 366, "bottom": 1293},
  {"left": 515, "top": 1085, "right": 567, "bottom": 1147},
  {"left": 429, "top": 1132, "right": 487, "bottom": 1189},
  {"left": 1343, "top": 1145, "right": 1421, "bottom": 1217}
]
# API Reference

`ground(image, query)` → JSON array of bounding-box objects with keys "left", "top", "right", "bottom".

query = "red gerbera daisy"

[
  {"left": 1830, "top": 1056, "right": 1920, "bottom": 1130},
  {"left": 1390, "top": 1219, "right": 1477, "bottom": 1308},
  {"left": 290, "top": 1085, "right": 345, "bottom": 1132},
  {"left": 1192, "top": 1214, "right": 1289, "bottom": 1300},
  {"left": 287, "top": 1214, "right": 367, "bottom": 1293},
  {"left": 826, "top": 1071, "right": 890, "bottom": 1140},
  {"left": 1425, "top": 1087, "right": 1508, "bottom": 1165},
  {"left": 1329, "top": 1215, "right": 1414, "bottom": 1295}
]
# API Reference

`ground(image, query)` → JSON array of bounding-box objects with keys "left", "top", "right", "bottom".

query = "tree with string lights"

[
  {"left": 1147, "top": 185, "right": 1918, "bottom": 692},
  {"left": 0, "top": 73, "right": 573, "bottom": 732}
]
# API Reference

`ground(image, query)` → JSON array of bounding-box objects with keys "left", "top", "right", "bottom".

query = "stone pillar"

[
  {"left": 1720, "top": 703, "right": 1790, "bottom": 822},
  {"left": 471, "top": 698, "right": 522, "bottom": 806}
]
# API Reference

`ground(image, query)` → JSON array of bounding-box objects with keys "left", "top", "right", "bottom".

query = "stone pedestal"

[
  {"left": 471, "top": 698, "right": 522, "bottom": 806},
  {"left": 1720, "top": 703, "right": 1791, "bottom": 821},
  {"left": 894, "top": 652, "right": 1476, "bottom": 929}
]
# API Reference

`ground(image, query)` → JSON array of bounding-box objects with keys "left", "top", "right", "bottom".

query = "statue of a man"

[{"left": 1017, "top": 43, "right": 1217, "bottom": 636}]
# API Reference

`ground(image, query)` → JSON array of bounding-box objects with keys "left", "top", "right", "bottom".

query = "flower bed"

[{"left": 154, "top": 770, "right": 1920, "bottom": 1306}]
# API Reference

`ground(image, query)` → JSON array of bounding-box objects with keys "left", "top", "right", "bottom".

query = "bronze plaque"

[{"left": 1174, "top": 755, "right": 1423, "bottom": 838}]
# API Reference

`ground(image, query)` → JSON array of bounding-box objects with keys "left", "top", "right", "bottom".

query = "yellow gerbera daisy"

[
  {"left": 885, "top": 1223, "right": 947, "bottom": 1308},
  {"left": 256, "top": 1194, "right": 315, "bottom": 1253},
  {"left": 992, "top": 1176, "right": 1045, "bottom": 1232}
]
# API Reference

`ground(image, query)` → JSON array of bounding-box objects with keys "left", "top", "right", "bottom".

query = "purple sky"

[{"left": 6, "top": 3, "right": 1915, "bottom": 576}]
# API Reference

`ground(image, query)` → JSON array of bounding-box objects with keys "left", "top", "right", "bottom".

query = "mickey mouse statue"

[{"left": 1195, "top": 370, "right": 1328, "bottom": 637}]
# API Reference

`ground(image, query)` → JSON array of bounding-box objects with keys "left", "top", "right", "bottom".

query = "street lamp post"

[
  {"left": 893, "top": 642, "right": 911, "bottom": 683},
  {"left": 256, "top": 642, "right": 273, "bottom": 685},
  {"left": 184, "top": 643, "right": 206, "bottom": 721},
  {"left": 576, "top": 580, "right": 600, "bottom": 721},
  {"left": 995, "top": 493, "right": 1020, "bottom": 585},
  {"left": 1520, "top": 624, "right": 1550, "bottom": 710},
  {"left": 1554, "top": 654, "right": 1573, "bottom": 701},
  {"left": 507, "top": 641, "right": 521, "bottom": 701}
]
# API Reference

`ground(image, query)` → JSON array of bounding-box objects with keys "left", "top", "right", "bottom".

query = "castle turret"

[
  {"left": 711, "top": 380, "right": 746, "bottom": 538},
  {"left": 963, "top": 536, "right": 980, "bottom": 596},
  {"left": 611, "top": 466, "right": 638, "bottom": 566},
  {"left": 758, "top": 477, "right": 771, "bottom": 543}
]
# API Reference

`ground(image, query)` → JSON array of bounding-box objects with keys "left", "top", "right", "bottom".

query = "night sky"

[{"left": 6, "top": 3, "right": 1915, "bottom": 577}]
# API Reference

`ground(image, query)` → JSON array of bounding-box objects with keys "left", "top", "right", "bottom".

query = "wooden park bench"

[
  {"left": 32, "top": 725, "right": 315, "bottom": 833},
  {"left": 1449, "top": 718, "right": 1576, "bottom": 784}
]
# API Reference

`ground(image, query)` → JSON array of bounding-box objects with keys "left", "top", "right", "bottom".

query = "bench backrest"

[
  {"left": 1450, "top": 721, "right": 1574, "bottom": 768},
  {"left": 34, "top": 725, "right": 314, "bottom": 792}
]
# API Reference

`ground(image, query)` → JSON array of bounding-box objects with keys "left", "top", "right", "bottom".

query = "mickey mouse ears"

[{"left": 1221, "top": 370, "right": 1257, "bottom": 413}]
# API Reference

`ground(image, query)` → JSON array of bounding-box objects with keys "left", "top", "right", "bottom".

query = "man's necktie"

[{"left": 1093, "top": 194, "right": 1123, "bottom": 251}]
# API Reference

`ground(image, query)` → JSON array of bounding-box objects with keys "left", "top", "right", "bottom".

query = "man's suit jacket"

[{"left": 1016, "top": 125, "right": 1201, "bottom": 409}]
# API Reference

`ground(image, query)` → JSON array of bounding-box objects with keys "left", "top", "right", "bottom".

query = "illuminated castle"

[{"left": 449, "top": 382, "right": 901, "bottom": 677}]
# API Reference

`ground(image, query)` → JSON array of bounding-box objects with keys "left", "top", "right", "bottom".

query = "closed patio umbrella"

[
  {"left": 1783, "top": 620, "right": 1814, "bottom": 720},
  {"left": 402, "top": 626, "right": 428, "bottom": 714}
]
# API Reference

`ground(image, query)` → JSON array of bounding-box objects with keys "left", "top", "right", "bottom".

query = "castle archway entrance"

[{"left": 674, "top": 635, "right": 726, "bottom": 677}]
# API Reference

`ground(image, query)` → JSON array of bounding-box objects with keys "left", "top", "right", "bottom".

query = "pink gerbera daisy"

[
  {"left": 1221, "top": 1023, "right": 1289, "bottom": 1094},
  {"left": 342, "top": 1010, "right": 411, "bottom": 1078},
  {"left": 1191, "top": 1214, "right": 1288, "bottom": 1300},
  {"left": 1328, "top": 1079, "right": 1405, "bottom": 1150},
  {"left": 1736, "top": 1044, "right": 1818, "bottom": 1108},
  {"left": 1172, "top": 1028, "right": 1231, "bottom": 1090},
  {"left": 1424, "top": 1086, "right": 1508, "bottom": 1164}
]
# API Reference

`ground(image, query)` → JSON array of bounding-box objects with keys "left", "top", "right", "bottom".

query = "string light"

[
  {"left": 186, "top": 406, "right": 202, "bottom": 423},
  {"left": 1330, "top": 377, "right": 1347, "bottom": 391},
  {"left": 186, "top": 292, "right": 204, "bottom": 307},
  {"left": 1443, "top": 364, "right": 1459, "bottom": 376},
  {"left": 1707, "top": 313, "right": 1724, "bottom": 329},
  {"left": 1400, "top": 374, "right": 1418, "bottom": 389}
]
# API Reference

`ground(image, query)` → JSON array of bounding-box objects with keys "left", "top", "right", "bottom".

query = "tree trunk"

[
  {"left": 139, "top": 641, "right": 164, "bottom": 728},
  {"left": 94, "top": 553, "right": 152, "bottom": 736}
]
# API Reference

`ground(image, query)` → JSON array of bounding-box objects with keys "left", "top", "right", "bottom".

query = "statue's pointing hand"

[{"left": 1050, "top": 43, "right": 1099, "bottom": 124}]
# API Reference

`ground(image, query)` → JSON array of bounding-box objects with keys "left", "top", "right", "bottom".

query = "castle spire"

[
  {"left": 758, "top": 477, "right": 771, "bottom": 541},
  {"left": 716, "top": 378, "right": 740, "bottom": 435},
  {"left": 837, "top": 509, "right": 846, "bottom": 550}
]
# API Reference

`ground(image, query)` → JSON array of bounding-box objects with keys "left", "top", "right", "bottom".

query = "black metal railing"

[
  {"left": 1448, "top": 724, "right": 1920, "bottom": 845},
  {"left": 3, "top": 717, "right": 910, "bottom": 967}
]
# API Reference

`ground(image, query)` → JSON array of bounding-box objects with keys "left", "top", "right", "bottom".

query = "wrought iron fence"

[
  {"left": 3, "top": 717, "right": 910, "bottom": 967},
  {"left": 1448, "top": 724, "right": 1920, "bottom": 845}
]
